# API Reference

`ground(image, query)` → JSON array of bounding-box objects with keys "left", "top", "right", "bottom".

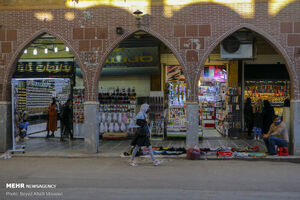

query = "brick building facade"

[{"left": 0, "top": 0, "right": 300, "bottom": 154}]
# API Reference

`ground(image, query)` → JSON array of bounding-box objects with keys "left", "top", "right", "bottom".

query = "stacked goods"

[
  {"left": 73, "top": 88, "right": 85, "bottom": 123},
  {"left": 99, "top": 87, "right": 136, "bottom": 139}
]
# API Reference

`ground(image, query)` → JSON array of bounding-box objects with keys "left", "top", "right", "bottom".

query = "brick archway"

[
  {"left": 196, "top": 23, "right": 298, "bottom": 100},
  {"left": 94, "top": 27, "right": 186, "bottom": 91},
  {"left": 2, "top": 28, "right": 87, "bottom": 101}
]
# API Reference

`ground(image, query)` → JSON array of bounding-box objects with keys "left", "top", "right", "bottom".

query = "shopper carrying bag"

[{"left": 130, "top": 103, "right": 160, "bottom": 166}]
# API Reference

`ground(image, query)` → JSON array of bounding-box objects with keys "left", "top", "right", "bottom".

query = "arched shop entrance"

[
  {"left": 196, "top": 28, "right": 292, "bottom": 152},
  {"left": 96, "top": 31, "right": 197, "bottom": 154},
  {"left": 10, "top": 33, "right": 84, "bottom": 153}
]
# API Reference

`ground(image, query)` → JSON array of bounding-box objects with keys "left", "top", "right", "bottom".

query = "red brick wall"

[{"left": 0, "top": 1, "right": 300, "bottom": 101}]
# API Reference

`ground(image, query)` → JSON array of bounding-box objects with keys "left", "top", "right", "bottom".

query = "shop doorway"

[
  {"left": 199, "top": 28, "right": 291, "bottom": 140},
  {"left": 10, "top": 33, "right": 84, "bottom": 153},
  {"left": 97, "top": 31, "right": 200, "bottom": 151}
]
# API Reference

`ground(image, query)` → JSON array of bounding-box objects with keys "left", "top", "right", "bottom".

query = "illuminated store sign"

[
  {"left": 104, "top": 47, "right": 158, "bottom": 67},
  {"left": 14, "top": 62, "right": 74, "bottom": 78}
]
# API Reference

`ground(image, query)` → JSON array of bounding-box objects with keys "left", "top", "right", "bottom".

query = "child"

[{"left": 253, "top": 99, "right": 263, "bottom": 140}]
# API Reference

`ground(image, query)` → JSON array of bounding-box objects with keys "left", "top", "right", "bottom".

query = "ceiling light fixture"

[
  {"left": 66, "top": 46, "right": 70, "bottom": 52},
  {"left": 54, "top": 47, "right": 58, "bottom": 53},
  {"left": 24, "top": 49, "right": 28, "bottom": 54},
  {"left": 44, "top": 48, "right": 48, "bottom": 54},
  {"left": 33, "top": 49, "right": 37, "bottom": 55}
]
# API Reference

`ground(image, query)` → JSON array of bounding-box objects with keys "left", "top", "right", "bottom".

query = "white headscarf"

[{"left": 136, "top": 103, "right": 149, "bottom": 120}]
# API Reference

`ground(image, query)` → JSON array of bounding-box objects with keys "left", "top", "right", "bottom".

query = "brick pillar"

[
  {"left": 185, "top": 62, "right": 200, "bottom": 148},
  {"left": 0, "top": 101, "right": 12, "bottom": 152},
  {"left": 291, "top": 100, "right": 300, "bottom": 155}
]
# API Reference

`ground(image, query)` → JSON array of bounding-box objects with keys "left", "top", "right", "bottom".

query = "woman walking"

[
  {"left": 130, "top": 103, "right": 160, "bottom": 166},
  {"left": 46, "top": 98, "right": 58, "bottom": 138},
  {"left": 244, "top": 98, "right": 254, "bottom": 139},
  {"left": 262, "top": 100, "right": 275, "bottom": 134}
]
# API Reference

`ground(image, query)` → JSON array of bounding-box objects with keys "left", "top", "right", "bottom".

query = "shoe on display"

[
  {"left": 129, "top": 161, "right": 137, "bottom": 166},
  {"left": 153, "top": 160, "right": 160, "bottom": 166}
]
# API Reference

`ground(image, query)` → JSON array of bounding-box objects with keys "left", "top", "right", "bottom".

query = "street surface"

[{"left": 0, "top": 157, "right": 300, "bottom": 200}]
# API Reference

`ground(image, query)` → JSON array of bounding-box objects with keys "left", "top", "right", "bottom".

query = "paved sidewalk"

[{"left": 5, "top": 128, "right": 299, "bottom": 162}]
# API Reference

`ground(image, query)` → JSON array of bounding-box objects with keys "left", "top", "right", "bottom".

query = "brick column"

[
  {"left": 0, "top": 101, "right": 12, "bottom": 152},
  {"left": 291, "top": 100, "right": 300, "bottom": 155},
  {"left": 184, "top": 62, "right": 201, "bottom": 148}
]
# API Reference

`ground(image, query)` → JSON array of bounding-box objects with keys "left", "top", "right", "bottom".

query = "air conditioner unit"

[{"left": 221, "top": 32, "right": 253, "bottom": 59}]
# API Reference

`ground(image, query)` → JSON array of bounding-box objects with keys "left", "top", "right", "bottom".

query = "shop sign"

[
  {"left": 14, "top": 62, "right": 74, "bottom": 78},
  {"left": 104, "top": 47, "right": 159, "bottom": 67}
]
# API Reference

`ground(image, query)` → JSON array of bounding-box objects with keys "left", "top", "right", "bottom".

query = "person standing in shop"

[
  {"left": 130, "top": 103, "right": 160, "bottom": 166},
  {"left": 61, "top": 99, "right": 74, "bottom": 141},
  {"left": 244, "top": 98, "right": 254, "bottom": 139},
  {"left": 253, "top": 99, "right": 263, "bottom": 140},
  {"left": 262, "top": 100, "right": 275, "bottom": 134},
  {"left": 263, "top": 115, "right": 289, "bottom": 155},
  {"left": 46, "top": 98, "right": 58, "bottom": 138}
]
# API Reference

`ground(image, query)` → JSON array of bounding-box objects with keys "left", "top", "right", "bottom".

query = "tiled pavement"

[{"left": 11, "top": 128, "right": 267, "bottom": 157}]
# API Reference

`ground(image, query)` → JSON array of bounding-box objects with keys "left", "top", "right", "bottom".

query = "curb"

[{"left": 8, "top": 153, "right": 300, "bottom": 163}]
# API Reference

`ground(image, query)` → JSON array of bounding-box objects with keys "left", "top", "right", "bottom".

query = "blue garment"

[
  {"left": 253, "top": 127, "right": 262, "bottom": 138},
  {"left": 263, "top": 136, "right": 288, "bottom": 154},
  {"left": 19, "top": 122, "right": 29, "bottom": 136}
]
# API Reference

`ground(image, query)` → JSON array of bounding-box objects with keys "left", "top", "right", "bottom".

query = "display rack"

[
  {"left": 73, "top": 88, "right": 85, "bottom": 124},
  {"left": 225, "top": 87, "right": 242, "bottom": 138},
  {"left": 98, "top": 87, "right": 136, "bottom": 139},
  {"left": 149, "top": 92, "right": 164, "bottom": 140}
]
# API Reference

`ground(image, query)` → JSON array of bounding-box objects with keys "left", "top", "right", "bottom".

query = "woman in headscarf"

[
  {"left": 244, "top": 98, "right": 253, "bottom": 138},
  {"left": 130, "top": 103, "right": 160, "bottom": 166},
  {"left": 46, "top": 98, "right": 58, "bottom": 138},
  {"left": 262, "top": 100, "right": 275, "bottom": 134}
]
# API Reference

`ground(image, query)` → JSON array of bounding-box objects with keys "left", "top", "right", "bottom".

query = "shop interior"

[
  {"left": 11, "top": 33, "right": 84, "bottom": 152},
  {"left": 11, "top": 29, "right": 291, "bottom": 153}
]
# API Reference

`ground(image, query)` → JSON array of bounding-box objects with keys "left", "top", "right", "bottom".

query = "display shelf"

[
  {"left": 149, "top": 94, "right": 164, "bottom": 140},
  {"left": 225, "top": 87, "right": 242, "bottom": 138},
  {"left": 98, "top": 87, "right": 136, "bottom": 138},
  {"left": 73, "top": 88, "right": 84, "bottom": 124}
]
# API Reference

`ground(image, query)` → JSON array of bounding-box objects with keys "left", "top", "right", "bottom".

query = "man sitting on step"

[{"left": 262, "top": 115, "right": 289, "bottom": 155}]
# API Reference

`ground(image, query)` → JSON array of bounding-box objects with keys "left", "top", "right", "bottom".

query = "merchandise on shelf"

[
  {"left": 73, "top": 88, "right": 85, "bottom": 123},
  {"left": 244, "top": 80, "right": 290, "bottom": 105},
  {"left": 98, "top": 87, "right": 136, "bottom": 137},
  {"left": 149, "top": 96, "right": 164, "bottom": 138},
  {"left": 198, "top": 81, "right": 226, "bottom": 128},
  {"left": 225, "top": 87, "right": 242, "bottom": 137},
  {"left": 168, "top": 81, "right": 186, "bottom": 107},
  {"left": 244, "top": 80, "right": 290, "bottom": 117}
]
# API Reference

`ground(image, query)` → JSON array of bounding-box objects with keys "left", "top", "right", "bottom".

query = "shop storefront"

[{"left": 10, "top": 34, "right": 86, "bottom": 153}]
